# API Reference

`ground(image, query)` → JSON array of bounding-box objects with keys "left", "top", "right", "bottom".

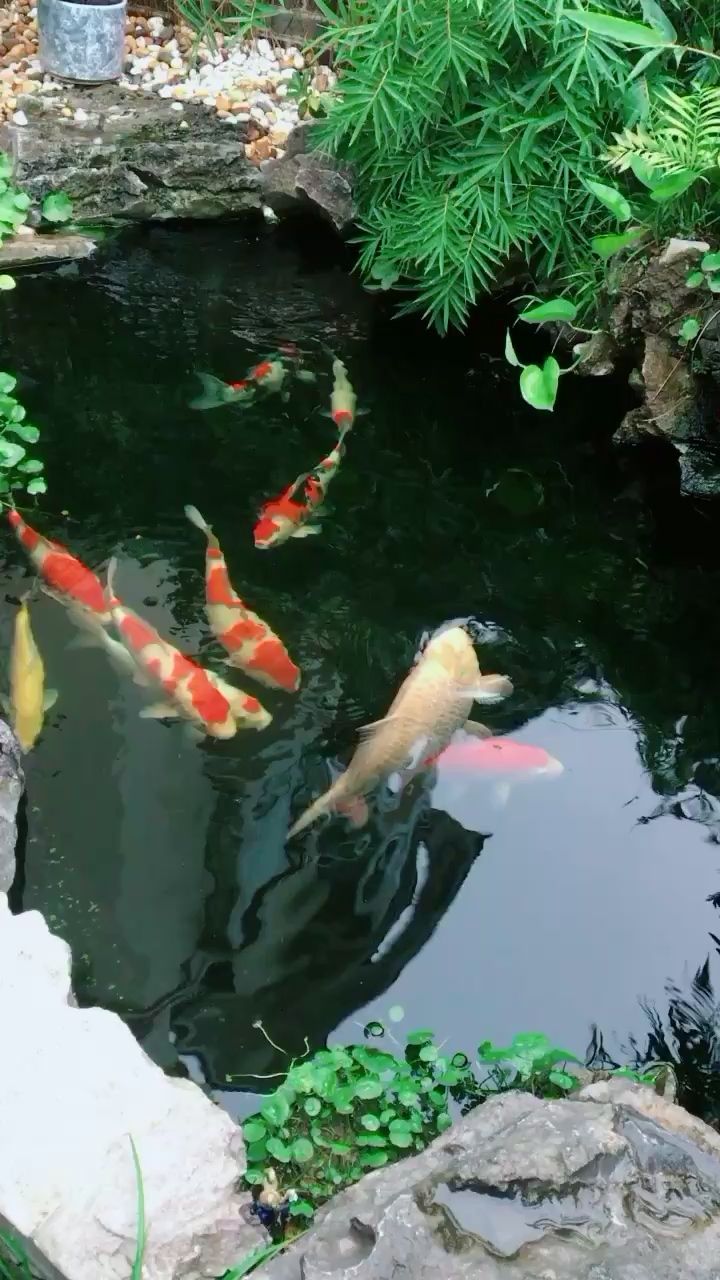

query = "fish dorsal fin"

[
  {"left": 355, "top": 714, "right": 401, "bottom": 743},
  {"left": 43, "top": 689, "right": 58, "bottom": 712},
  {"left": 462, "top": 719, "right": 492, "bottom": 738},
  {"left": 454, "top": 674, "right": 514, "bottom": 704}
]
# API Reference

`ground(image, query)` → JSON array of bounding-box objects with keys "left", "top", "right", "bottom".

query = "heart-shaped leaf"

[
  {"left": 42, "top": 191, "right": 73, "bottom": 224},
  {"left": 519, "top": 357, "right": 560, "bottom": 411},
  {"left": 0, "top": 275, "right": 16, "bottom": 291},
  {"left": 679, "top": 316, "right": 700, "bottom": 343},
  {"left": 591, "top": 227, "right": 646, "bottom": 258},
  {"left": 0, "top": 439, "right": 26, "bottom": 467},
  {"left": 26, "top": 477, "right": 47, "bottom": 496}
]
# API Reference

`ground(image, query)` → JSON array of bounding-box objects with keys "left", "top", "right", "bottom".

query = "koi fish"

[
  {"left": 184, "top": 504, "right": 300, "bottom": 692},
  {"left": 3, "top": 597, "right": 57, "bottom": 753},
  {"left": 105, "top": 559, "right": 271, "bottom": 737},
  {"left": 7, "top": 509, "right": 108, "bottom": 619},
  {"left": 254, "top": 431, "right": 348, "bottom": 551},
  {"left": 190, "top": 373, "right": 256, "bottom": 412},
  {"left": 420, "top": 733, "right": 564, "bottom": 808},
  {"left": 287, "top": 624, "right": 513, "bottom": 837},
  {"left": 329, "top": 357, "right": 358, "bottom": 431},
  {"left": 63, "top": 603, "right": 143, "bottom": 682}
]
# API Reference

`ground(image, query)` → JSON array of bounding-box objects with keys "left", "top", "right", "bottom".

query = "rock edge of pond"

[{"left": 3, "top": 862, "right": 720, "bottom": 1280}]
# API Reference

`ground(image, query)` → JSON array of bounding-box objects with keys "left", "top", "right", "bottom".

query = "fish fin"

[
  {"left": 39, "top": 583, "right": 67, "bottom": 607},
  {"left": 184, "top": 504, "right": 212, "bottom": 536},
  {"left": 139, "top": 702, "right": 181, "bottom": 719},
  {"left": 463, "top": 719, "right": 493, "bottom": 738},
  {"left": 189, "top": 372, "right": 233, "bottom": 410},
  {"left": 132, "top": 669, "right": 151, "bottom": 687},
  {"left": 355, "top": 714, "right": 400, "bottom": 743},
  {"left": 183, "top": 723, "right": 205, "bottom": 745},
  {"left": 494, "top": 781, "right": 511, "bottom": 807},
  {"left": 43, "top": 689, "right": 58, "bottom": 711},
  {"left": 0, "top": 694, "right": 9, "bottom": 714},
  {"left": 295, "top": 369, "right": 317, "bottom": 383},
  {"left": 337, "top": 796, "right": 370, "bottom": 829},
  {"left": 456, "top": 674, "right": 513, "bottom": 704},
  {"left": 291, "top": 524, "right": 321, "bottom": 538},
  {"left": 387, "top": 771, "right": 403, "bottom": 794},
  {"left": 105, "top": 557, "right": 119, "bottom": 610},
  {"left": 67, "top": 632, "right": 98, "bottom": 651}
]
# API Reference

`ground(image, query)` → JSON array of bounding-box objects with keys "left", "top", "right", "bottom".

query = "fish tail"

[
  {"left": 190, "top": 373, "right": 229, "bottom": 410},
  {"left": 287, "top": 786, "right": 339, "bottom": 840}
]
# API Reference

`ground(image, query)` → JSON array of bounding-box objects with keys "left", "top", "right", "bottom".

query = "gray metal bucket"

[{"left": 38, "top": 0, "right": 127, "bottom": 84}]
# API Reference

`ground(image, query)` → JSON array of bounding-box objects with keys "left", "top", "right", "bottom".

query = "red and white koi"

[
  {"left": 329, "top": 358, "right": 358, "bottom": 432},
  {"left": 190, "top": 373, "right": 256, "bottom": 412},
  {"left": 7, "top": 508, "right": 109, "bottom": 619},
  {"left": 184, "top": 504, "right": 300, "bottom": 692},
  {"left": 253, "top": 430, "right": 348, "bottom": 551},
  {"left": 105, "top": 559, "right": 271, "bottom": 736}
]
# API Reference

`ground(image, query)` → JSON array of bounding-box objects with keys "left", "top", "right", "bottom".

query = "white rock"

[
  {"left": 157, "top": 85, "right": 173, "bottom": 98},
  {"left": 170, "top": 101, "right": 184, "bottom": 111},
  {"left": 256, "top": 37, "right": 272, "bottom": 57},
  {"left": 0, "top": 896, "right": 260, "bottom": 1280},
  {"left": 293, "top": 53, "right": 305, "bottom": 69},
  {"left": 12, "top": 111, "right": 27, "bottom": 126}
]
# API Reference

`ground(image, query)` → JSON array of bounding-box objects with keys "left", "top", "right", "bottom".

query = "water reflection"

[{"left": 3, "top": 226, "right": 720, "bottom": 1093}]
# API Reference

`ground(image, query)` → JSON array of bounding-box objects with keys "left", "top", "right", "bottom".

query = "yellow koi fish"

[{"left": 5, "top": 597, "right": 57, "bottom": 753}]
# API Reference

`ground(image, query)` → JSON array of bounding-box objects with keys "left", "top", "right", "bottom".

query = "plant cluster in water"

[
  {"left": 0, "top": 374, "right": 45, "bottom": 498},
  {"left": 241, "top": 1021, "right": 665, "bottom": 1224}
]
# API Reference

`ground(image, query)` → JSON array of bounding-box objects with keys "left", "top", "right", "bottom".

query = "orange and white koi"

[
  {"left": 253, "top": 430, "right": 348, "bottom": 551},
  {"left": 105, "top": 559, "right": 271, "bottom": 736},
  {"left": 184, "top": 505, "right": 300, "bottom": 692},
  {"left": 329, "top": 358, "right": 358, "bottom": 431},
  {"left": 190, "top": 373, "right": 256, "bottom": 412},
  {"left": 7, "top": 508, "right": 109, "bottom": 619}
]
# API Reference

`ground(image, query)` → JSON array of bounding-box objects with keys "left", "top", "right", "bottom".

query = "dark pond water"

[{"left": 3, "top": 223, "right": 720, "bottom": 1120}]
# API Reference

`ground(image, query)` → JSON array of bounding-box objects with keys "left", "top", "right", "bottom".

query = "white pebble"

[
  {"left": 12, "top": 111, "right": 27, "bottom": 126},
  {"left": 157, "top": 85, "right": 173, "bottom": 98},
  {"left": 179, "top": 119, "right": 189, "bottom": 130},
  {"left": 293, "top": 53, "right": 305, "bottom": 69},
  {"left": 74, "top": 107, "right": 89, "bottom": 122},
  {"left": 276, "top": 83, "right": 288, "bottom": 98},
  {"left": 256, "top": 38, "right": 271, "bottom": 57},
  {"left": 170, "top": 101, "right": 183, "bottom": 111}
]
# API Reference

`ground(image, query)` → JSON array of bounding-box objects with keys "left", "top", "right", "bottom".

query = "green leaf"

[
  {"left": 26, "top": 477, "right": 46, "bottom": 496},
  {"left": 679, "top": 316, "right": 700, "bottom": 343},
  {"left": 0, "top": 275, "right": 15, "bottom": 291},
  {"left": 389, "top": 1130, "right": 413, "bottom": 1149},
  {"left": 436, "top": 1111, "right": 453, "bottom": 1132},
  {"left": 0, "top": 155, "right": 11, "bottom": 180},
  {"left": 304, "top": 1097, "right": 322, "bottom": 1117},
  {"left": 629, "top": 154, "right": 659, "bottom": 188},
  {"left": 388, "top": 1004, "right": 404, "bottom": 1023},
  {"left": 356, "top": 1133, "right": 387, "bottom": 1147},
  {"left": 548, "top": 1070, "right": 577, "bottom": 1090},
  {"left": 0, "top": 373, "right": 17, "bottom": 394},
  {"left": 242, "top": 1120, "right": 267, "bottom": 1144},
  {"left": 584, "top": 179, "right": 632, "bottom": 221},
  {"left": 42, "top": 191, "right": 73, "bottom": 224},
  {"left": 702, "top": 252, "right": 720, "bottom": 272},
  {"left": 519, "top": 298, "right": 578, "bottom": 324},
  {"left": 510, "top": 1033, "right": 551, "bottom": 1059},
  {"left": 504, "top": 329, "right": 521, "bottom": 368},
  {"left": 686, "top": 270, "right": 704, "bottom": 287},
  {"left": 0, "top": 439, "right": 25, "bottom": 467},
  {"left": 590, "top": 228, "right": 646, "bottom": 258},
  {"left": 10, "top": 404, "right": 25, "bottom": 422},
  {"left": 519, "top": 358, "right": 560, "bottom": 412},
  {"left": 562, "top": 10, "right": 672, "bottom": 46},
  {"left": 265, "top": 1136, "right": 292, "bottom": 1163},
  {"left": 649, "top": 170, "right": 697, "bottom": 202},
  {"left": 243, "top": 1170, "right": 266, "bottom": 1186},
  {"left": 418, "top": 1045, "right": 438, "bottom": 1063},
  {"left": 710, "top": 274, "right": 720, "bottom": 293},
  {"left": 359, "top": 1149, "right": 389, "bottom": 1167},
  {"left": 261, "top": 1092, "right": 290, "bottom": 1129},
  {"left": 360, "top": 1113, "right": 381, "bottom": 1131},
  {"left": 354, "top": 1078, "right": 384, "bottom": 1100},
  {"left": 245, "top": 1139, "right": 268, "bottom": 1163},
  {"left": 405, "top": 1030, "right": 434, "bottom": 1047},
  {"left": 291, "top": 1137, "right": 314, "bottom": 1163},
  {"left": 397, "top": 1090, "right": 421, "bottom": 1108},
  {"left": 639, "top": 0, "right": 676, "bottom": 40},
  {"left": 289, "top": 1199, "right": 314, "bottom": 1217},
  {"left": 8, "top": 422, "right": 39, "bottom": 443},
  {"left": 379, "top": 1109, "right": 396, "bottom": 1125}
]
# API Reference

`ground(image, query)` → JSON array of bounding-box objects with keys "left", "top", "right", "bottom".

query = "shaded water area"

[{"left": 3, "top": 223, "right": 720, "bottom": 1120}]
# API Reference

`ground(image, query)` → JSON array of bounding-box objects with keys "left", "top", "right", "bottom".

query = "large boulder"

[
  {"left": 0, "top": 721, "right": 23, "bottom": 893},
  {"left": 0, "top": 895, "right": 262, "bottom": 1279},
  {"left": 260, "top": 1080, "right": 720, "bottom": 1280},
  {"left": 0, "top": 85, "right": 263, "bottom": 221},
  {"left": 261, "top": 122, "right": 355, "bottom": 234}
]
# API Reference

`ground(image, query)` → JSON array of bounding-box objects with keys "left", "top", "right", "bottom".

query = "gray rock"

[
  {"left": 0, "top": 85, "right": 263, "bottom": 222},
  {"left": 0, "top": 232, "right": 96, "bottom": 269},
  {"left": 659, "top": 237, "right": 710, "bottom": 265},
  {"left": 0, "top": 721, "right": 22, "bottom": 893},
  {"left": 0, "top": 893, "right": 262, "bottom": 1279},
  {"left": 262, "top": 122, "right": 355, "bottom": 234},
  {"left": 260, "top": 1082, "right": 720, "bottom": 1280}
]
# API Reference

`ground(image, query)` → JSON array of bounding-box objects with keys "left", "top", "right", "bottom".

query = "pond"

[{"left": 3, "top": 222, "right": 720, "bottom": 1121}]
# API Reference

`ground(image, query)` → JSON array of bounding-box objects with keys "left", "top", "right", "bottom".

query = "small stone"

[
  {"left": 293, "top": 52, "right": 305, "bottom": 69},
  {"left": 73, "top": 106, "right": 88, "bottom": 123},
  {"left": 169, "top": 101, "right": 183, "bottom": 111},
  {"left": 157, "top": 84, "right": 172, "bottom": 98},
  {"left": 60, "top": 105, "right": 72, "bottom": 117},
  {"left": 157, "top": 47, "right": 173, "bottom": 64},
  {"left": 159, "top": 23, "right": 174, "bottom": 41},
  {"left": 215, "top": 92, "right": 230, "bottom": 112},
  {"left": 11, "top": 109, "right": 27, "bottom": 125},
  {"left": 179, "top": 119, "right": 188, "bottom": 129},
  {"left": 170, "top": 56, "right": 183, "bottom": 70},
  {"left": 256, "top": 37, "right": 272, "bottom": 57}
]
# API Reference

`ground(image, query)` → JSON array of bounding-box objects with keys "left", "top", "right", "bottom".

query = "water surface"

[{"left": 3, "top": 224, "right": 720, "bottom": 1115}]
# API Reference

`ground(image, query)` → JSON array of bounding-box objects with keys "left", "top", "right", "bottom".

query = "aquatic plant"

[
  {"left": 0, "top": 373, "right": 45, "bottom": 499},
  {"left": 306, "top": 0, "right": 720, "bottom": 332},
  {"left": 241, "top": 1022, "right": 663, "bottom": 1224}
]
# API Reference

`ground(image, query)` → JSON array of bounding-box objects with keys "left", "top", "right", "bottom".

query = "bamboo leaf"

[{"left": 562, "top": 10, "right": 672, "bottom": 48}]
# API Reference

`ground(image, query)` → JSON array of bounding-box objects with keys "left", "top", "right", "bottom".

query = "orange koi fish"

[
  {"left": 105, "top": 559, "right": 271, "bottom": 737},
  {"left": 7, "top": 508, "right": 109, "bottom": 619},
  {"left": 253, "top": 429, "right": 348, "bottom": 551},
  {"left": 184, "top": 505, "right": 301, "bottom": 693}
]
